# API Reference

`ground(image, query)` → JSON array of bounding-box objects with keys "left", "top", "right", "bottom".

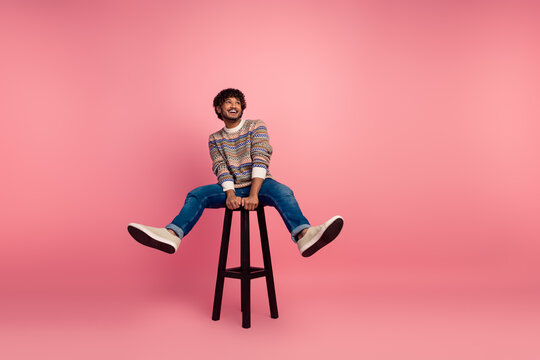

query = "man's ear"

[{"left": 215, "top": 106, "right": 221, "bottom": 114}]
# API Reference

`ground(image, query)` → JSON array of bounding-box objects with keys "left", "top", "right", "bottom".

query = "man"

[{"left": 127, "top": 88, "right": 343, "bottom": 257}]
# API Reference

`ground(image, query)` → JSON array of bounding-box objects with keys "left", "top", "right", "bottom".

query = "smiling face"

[{"left": 216, "top": 97, "right": 243, "bottom": 121}]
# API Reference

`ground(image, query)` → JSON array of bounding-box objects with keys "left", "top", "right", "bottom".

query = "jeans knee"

[
  {"left": 186, "top": 189, "right": 204, "bottom": 205},
  {"left": 280, "top": 185, "right": 294, "bottom": 197},
  {"left": 270, "top": 184, "right": 294, "bottom": 200},
  {"left": 260, "top": 180, "right": 296, "bottom": 201}
]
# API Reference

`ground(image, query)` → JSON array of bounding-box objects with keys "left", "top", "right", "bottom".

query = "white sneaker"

[
  {"left": 297, "top": 216, "right": 344, "bottom": 257},
  {"left": 127, "top": 223, "right": 181, "bottom": 254}
]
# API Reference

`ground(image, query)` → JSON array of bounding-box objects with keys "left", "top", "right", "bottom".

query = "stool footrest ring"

[{"left": 224, "top": 266, "right": 267, "bottom": 279}]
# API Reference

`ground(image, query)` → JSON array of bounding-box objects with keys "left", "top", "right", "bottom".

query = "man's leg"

[
  {"left": 258, "top": 178, "right": 344, "bottom": 257},
  {"left": 165, "top": 183, "right": 226, "bottom": 239},
  {"left": 257, "top": 178, "right": 311, "bottom": 243},
  {"left": 128, "top": 183, "right": 227, "bottom": 254}
]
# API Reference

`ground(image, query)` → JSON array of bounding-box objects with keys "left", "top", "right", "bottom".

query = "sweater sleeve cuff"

[
  {"left": 221, "top": 180, "right": 235, "bottom": 192},
  {"left": 251, "top": 167, "right": 267, "bottom": 179}
]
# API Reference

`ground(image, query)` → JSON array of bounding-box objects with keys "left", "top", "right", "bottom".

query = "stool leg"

[
  {"left": 257, "top": 206, "right": 279, "bottom": 319},
  {"left": 212, "top": 208, "right": 233, "bottom": 321},
  {"left": 240, "top": 208, "right": 251, "bottom": 328}
]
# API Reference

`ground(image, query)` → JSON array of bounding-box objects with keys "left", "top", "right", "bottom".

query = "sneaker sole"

[
  {"left": 127, "top": 224, "right": 176, "bottom": 254},
  {"left": 301, "top": 217, "right": 344, "bottom": 257}
]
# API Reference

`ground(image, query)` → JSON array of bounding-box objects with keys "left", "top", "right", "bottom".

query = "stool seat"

[{"left": 212, "top": 205, "right": 279, "bottom": 328}]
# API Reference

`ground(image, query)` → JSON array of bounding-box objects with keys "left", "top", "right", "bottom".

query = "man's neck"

[{"left": 224, "top": 118, "right": 242, "bottom": 129}]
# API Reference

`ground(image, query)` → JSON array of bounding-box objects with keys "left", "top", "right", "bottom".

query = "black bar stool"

[{"left": 212, "top": 205, "right": 279, "bottom": 328}]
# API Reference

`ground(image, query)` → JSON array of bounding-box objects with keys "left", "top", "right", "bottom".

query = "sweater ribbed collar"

[{"left": 222, "top": 118, "right": 246, "bottom": 134}]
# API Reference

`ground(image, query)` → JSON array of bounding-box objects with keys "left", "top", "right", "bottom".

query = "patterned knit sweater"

[{"left": 208, "top": 119, "right": 273, "bottom": 191}]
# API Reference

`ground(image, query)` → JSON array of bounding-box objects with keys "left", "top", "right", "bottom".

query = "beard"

[{"left": 222, "top": 109, "right": 243, "bottom": 121}]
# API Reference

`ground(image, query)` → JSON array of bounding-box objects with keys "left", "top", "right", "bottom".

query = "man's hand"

[
  {"left": 226, "top": 190, "right": 242, "bottom": 210},
  {"left": 242, "top": 194, "right": 259, "bottom": 211}
]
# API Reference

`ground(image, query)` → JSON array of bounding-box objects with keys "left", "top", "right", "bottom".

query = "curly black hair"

[{"left": 213, "top": 88, "right": 247, "bottom": 120}]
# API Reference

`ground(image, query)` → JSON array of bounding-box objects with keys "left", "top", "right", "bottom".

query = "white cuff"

[
  {"left": 221, "top": 181, "right": 234, "bottom": 192},
  {"left": 251, "top": 167, "right": 267, "bottom": 179}
]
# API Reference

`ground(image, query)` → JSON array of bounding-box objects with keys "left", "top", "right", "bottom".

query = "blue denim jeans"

[{"left": 165, "top": 178, "right": 310, "bottom": 243}]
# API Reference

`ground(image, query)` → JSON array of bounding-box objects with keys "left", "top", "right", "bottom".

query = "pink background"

[{"left": 1, "top": 0, "right": 539, "bottom": 358}]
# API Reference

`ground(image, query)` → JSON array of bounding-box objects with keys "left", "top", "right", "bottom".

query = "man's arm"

[
  {"left": 209, "top": 135, "right": 242, "bottom": 209},
  {"left": 243, "top": 120, "right": 272, "bottom": 210},
  {"left": 242, "top": 177, "right": 263, "bottom": 210},
  {"left": 250, "top": 120, "right": 273, "bottom": 178},
  {"left": 249, "top": 177, "right": 264, "bottom": 196},
  {"left": 209, "top": 136, "right": 234, "bottom": 189}
]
